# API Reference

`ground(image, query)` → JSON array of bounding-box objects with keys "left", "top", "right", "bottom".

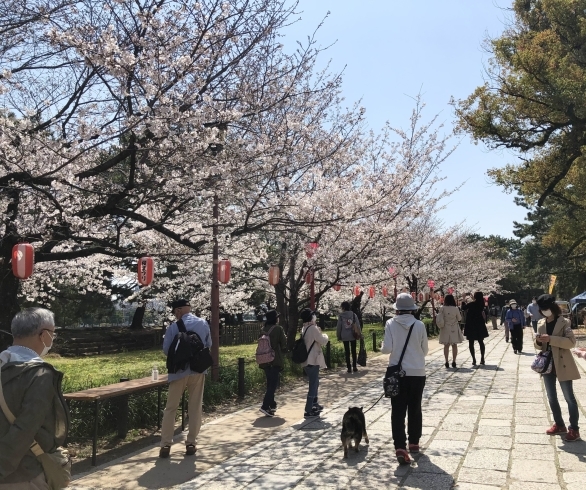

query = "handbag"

[
  {"left": 531, "top": 349, "right": 553, "bottom": 374},
  {"left": 357, "top": 338, "right": 367, "bottom": 367},
  {"left": 352, "top": 314, "right": 362, "bottom": 340},
  {"left": 0, "top": 369, "right": 71, "bottom": 489},
  {"left": 383, "top": 322, "right": 415, "bottom": 398}
]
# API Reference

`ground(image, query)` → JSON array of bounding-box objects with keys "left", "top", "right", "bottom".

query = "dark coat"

[{"left": 462, "top": 301, "right": 489, "bottom": 340}]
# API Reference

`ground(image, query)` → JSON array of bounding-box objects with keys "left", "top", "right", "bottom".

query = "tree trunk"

[
  {"left": 0, "top": 260, "right": 19, "bottom": 350},
  {"left": 129, "top": 305, "right": 145, "bottom": 330}
]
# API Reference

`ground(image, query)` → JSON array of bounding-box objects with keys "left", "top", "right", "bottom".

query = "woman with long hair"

[
  {"left": 437, "top": 294, "right": 463, "bottom": 368},
  {"left": 462, "top": 291, "right": 489, "bottom": 365},
  {"left": 535, "top": 294, "right": 581, "bottom": 441}
]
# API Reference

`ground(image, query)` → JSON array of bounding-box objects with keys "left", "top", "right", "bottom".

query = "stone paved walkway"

[{"left": 173, "top": 329, "right": 586, "bottom": 490}]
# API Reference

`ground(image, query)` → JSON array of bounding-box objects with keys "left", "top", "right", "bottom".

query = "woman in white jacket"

[
  {"left": 436, "top": 294, "right": 463, "bottom": 368},
  {"left": 381, "top": 293, "right": 429, "bottom": 465},
  {"left": 300, "top": 308, "right": 329, "bottom": 418}
]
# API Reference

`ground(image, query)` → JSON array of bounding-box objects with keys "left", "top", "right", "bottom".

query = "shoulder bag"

[
  {"left": 357, "top": 338, "right": 367, "bottom": 367},
  {"left": 383, "top": 322, "right": 415, "bottom": 398},
  {"left": 0, "top": 370, "right": 71, "bottom": 489}
]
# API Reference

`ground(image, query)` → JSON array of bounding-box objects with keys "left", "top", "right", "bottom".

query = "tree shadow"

[{"left": 338, "top": 370, "right": 369, "bottom": 378}]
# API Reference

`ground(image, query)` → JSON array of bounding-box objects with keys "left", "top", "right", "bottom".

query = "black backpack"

[
  {"left": 291, "top": 325, "right": 316, "bottom": 364},
  {"left": 166, "top": 319, "right": 213, "bottom": 374}
]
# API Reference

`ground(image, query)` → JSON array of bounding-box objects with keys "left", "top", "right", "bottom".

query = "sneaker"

[
  {"left": 408, "top": 444, "right": 420, "bottom": 453},
  {"left": 159, "top": 445, "right": 170, "bottom": 458},
  {"left": 396, "top": 448, "right": 412, "bottom": 465},
  {"left": 313, "top": 403, "right": 324, "bottom": 412},
  {"left": 259, "top": 407, "right": 274, "bottom": 417},
  {"left": 185, "top": 444, "right": 196, "bottom": 456},
  {"left": 304, "top": 408, "right": 321, "bottom": 418},
  {"left": 353, "top": 367, "right": 358, "bottom": 372},
  {"left": 546, "top": 424, "right": 567, "bottom": 435},
  {"left": 566, "top": 428, "right": 581, "bottom": 442}
]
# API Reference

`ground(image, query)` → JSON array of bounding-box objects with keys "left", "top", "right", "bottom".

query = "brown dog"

[{"left": 341, "top": 406, "right": 369, "bottom": 458}]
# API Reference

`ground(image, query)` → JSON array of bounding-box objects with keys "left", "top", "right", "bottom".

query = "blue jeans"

[
  {"left": 543, "top": 373, "right": 580, "bottom": 430},
  {"left": 261, "top": 366, "right": 280, "bottom": 410},
  {"left": 304, "top": 365, "right": 320, "bottom": 413}
]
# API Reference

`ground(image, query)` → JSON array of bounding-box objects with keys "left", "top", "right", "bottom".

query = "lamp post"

[{"left": 207, "top": 122, "right": 227, "bottom": 382}]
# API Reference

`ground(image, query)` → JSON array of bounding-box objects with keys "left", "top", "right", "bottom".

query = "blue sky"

[{"left": 282, "top": 0, "right": 526, "bottom": 238}]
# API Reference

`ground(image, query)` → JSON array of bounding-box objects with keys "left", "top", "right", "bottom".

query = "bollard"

[
  {"left": 372, "top": 331, "right": 377, "bottom": 352},
  {"left": 238, "top": 358, "right": 245, "bottom": 398},
  {"left": 325, "top": 341, "right": 331, "bottom": 369},
  {"left": 116, "top": 378, "right": 130, "bottom": 438}
]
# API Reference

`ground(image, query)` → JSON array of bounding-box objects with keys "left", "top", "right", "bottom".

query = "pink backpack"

[{"left": 255, "top": 325, "right": 277, "bottom": 364}]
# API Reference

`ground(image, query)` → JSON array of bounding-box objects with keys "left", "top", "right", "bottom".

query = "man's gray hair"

[{"left": 11, "top": 308, "right": 55, "bottom": 339}]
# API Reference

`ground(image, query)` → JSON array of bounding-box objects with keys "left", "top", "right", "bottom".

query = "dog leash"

[{"left": 362, "top": 392, "right": 385, "bottom": 414}]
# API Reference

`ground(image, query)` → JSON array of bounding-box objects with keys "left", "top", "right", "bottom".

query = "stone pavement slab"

[{"left": 71, "top": 327, "right": 586, "bottom": 489}]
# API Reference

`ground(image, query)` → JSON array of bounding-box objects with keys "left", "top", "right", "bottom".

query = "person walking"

[
  {"left": 462, "top": 291, "right": 489, "bottom": 366},
  {"left": 488, "top": 303, "right": 499, "bottom": 330},
  {"left": 337, "top": 301, "right": 361, "bottom": 373},
  {"left": 506, "top": 299, "right": 526, "bottom": 354},
  {"left": 437, "top": 294, "right": 463, "bottom": 368},
  {"left": 500, "top": 300, "right": 512, "bottom": 342},
  {"left": 527, "top": 297, "right": 544, "bottom": 333},
  {"left": 300, "top": 308, "right": 329, "bottom": 418},
  {"left": 381, "top": 293, "right": 428, "bottom": 465},
  {"left": 535, "top": 294, "right": 581, "bottom": 441},
  {"left": 351, "top": 291, "right": 365, "bottom": 330},
  {"left": 160, "top": 299, "right": 211, "bottom": 458},
  {"left": 258, "top": 309, "right": 287, "bottom": 417},
  {"left": 0, "top": 308, "right": 70, "bottom": 490}
]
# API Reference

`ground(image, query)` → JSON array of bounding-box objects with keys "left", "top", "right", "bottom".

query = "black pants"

[
  {"left": 390, "top": 376, "right": 426, "bottom": 450},
  {"left": 261, "top": 366, "right": 280, "bottom": 410},
  {"left": 468, "top": 339, "right": 485, "bottom": 361},
  {"left": 343, "top": 340, "right": 357, "bottom": 369},
  {"left": 511, "top": 326, "right": 524, "bottom": 352}
]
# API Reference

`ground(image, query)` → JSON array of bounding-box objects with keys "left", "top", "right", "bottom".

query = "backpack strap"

[
  {"left": 263, "top": 325, "right": 277, "bottom": 336},
  {"left": 397, "top": 322, "right": 416, "bottom": 371},
  {"left": 176, "top": 319, "right": 186, "bottom": 333},
  {"left": 302, "top": 325, "right": 316, "bottom": 356}
]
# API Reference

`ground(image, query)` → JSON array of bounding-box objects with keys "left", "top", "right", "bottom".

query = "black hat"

[
  {"left": 299, "top": 308, "right": 314, "bottom": 323},
  {"left": 536, "top": 294, "right": 556, "bottom": 309},
  {"left": 265, "top": 309, "right": 279, "bottom": 324},
  {"left": 170, "top": 298, "right": 191, "bottom": 311}
]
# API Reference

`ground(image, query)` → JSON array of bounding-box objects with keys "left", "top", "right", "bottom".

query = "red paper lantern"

[
  {"left": 448, "top": 287, "right": 454, "bottom": 294},
  {"left": 427, "top": 279, "right": 435, "bottom": 288},
  {"left": 411, "top": 292, "right": 416, "bottom": 300},
  {"left": 305, "top": 242, "right": 318, "bottom": 258},
  {"left": 12, "top": 243, "right": 34, "bottom": 279},
  {"left": 333, "top": 283, "right": 341, "bottom": 292},
  {"left": 353, "top": 284, "right": 361, "bottom": 296},
  {"left": 369, "top": 286, "right": 375, "bottom": 298},
  {"left": 268, "top": 265, "right": 280, "bottom": 285},
  {"left": 137, "top": 256, "right": 154, "bottom": 286},
  {"left": 218, "top": 259, "right": 231, "bottom": 284},
  {"left": 382, "top": 286, "right": 388, "bottom": 297},
  {"left": 305, "top": 270, "right": 313, "bottom": 284},
  {"left": 388, "top": 267, "right": 396, "bottom": 276}
]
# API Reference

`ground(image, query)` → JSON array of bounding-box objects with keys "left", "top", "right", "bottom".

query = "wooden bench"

[{"left": 64, "top": 375, "right": 186, "bottom": 466}]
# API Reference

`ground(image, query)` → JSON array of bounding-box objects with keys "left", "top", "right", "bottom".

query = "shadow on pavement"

[
  {"left": 251, "top": 416, "right": 287, "bottom": 428},
  {"left": 393, "top": 453, "right": 455, "bottom": 489},
  {"left": 338, "top": 370, "right": 370, "bottom": 379},
  {"left": 341, "top": 444, "right": 370, "bottom": 465}
]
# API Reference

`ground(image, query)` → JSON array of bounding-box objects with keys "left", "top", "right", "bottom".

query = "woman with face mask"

[
  {"left": 535, "top": 294, "right": 581, "bottom": 442},
  {"left": 505, "top": 299, "right": 526, "bottom": 354}
]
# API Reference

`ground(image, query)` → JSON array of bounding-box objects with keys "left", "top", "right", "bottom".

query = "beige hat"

[{"left": 509, "top": 299, "right": 517, "bottom": 305}]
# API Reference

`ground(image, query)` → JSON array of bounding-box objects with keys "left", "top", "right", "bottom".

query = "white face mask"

[
  {"left": 511, "top": 304, "right": 517, "bottom": 309},
  {"left": 532, "top": 300, "right": 537, "bottom": 305},
  {"left": 40, "top": 330, "right": 54, "bottom": 357},
  {"left": 541, "top": 309, "right": 552, "bottom": 317}
]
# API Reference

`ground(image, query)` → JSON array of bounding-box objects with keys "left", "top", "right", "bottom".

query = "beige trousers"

[
  {"left": 160, "top": 373, "right": 205, "bottom": 447},
  {"left": 0, "top": 472, "right": 49, "bottom": 490}
]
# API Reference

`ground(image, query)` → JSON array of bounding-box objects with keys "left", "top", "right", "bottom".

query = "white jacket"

[
  {"left": 381, "top": 314, "right": 428, "bottom": 377},
  {"left": 301, "top": 323, "right": 329, "bottom": 369}
]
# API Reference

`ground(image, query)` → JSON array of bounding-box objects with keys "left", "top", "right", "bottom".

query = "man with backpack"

[
  {"left": 256, "top": 310, "right": 287, "bottom": 417},
  {"left": 160, "top": 299, "right": 211, "bottom": 459}
]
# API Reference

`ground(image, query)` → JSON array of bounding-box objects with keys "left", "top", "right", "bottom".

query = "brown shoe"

[
  {"left": 185, "top": 444, "right": 197, "bottom": 456},
  {"left": 546, "top": 424, "right": 567, "bottom": 436},
  {"left": 159, "top": 445, "right": 170, "bottom": 458},
  {"left": 396, "top": 448, "right": 412, "bottom": 465}
]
